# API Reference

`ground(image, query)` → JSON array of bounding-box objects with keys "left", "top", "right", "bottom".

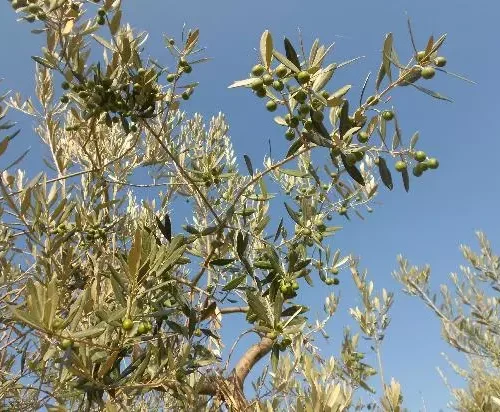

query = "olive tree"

[
  {"left": 395, "top": 232, "right": 500, "bottom": 411},
  {"left": 0, "top": 1, "right": 457, "bottom": 410}
]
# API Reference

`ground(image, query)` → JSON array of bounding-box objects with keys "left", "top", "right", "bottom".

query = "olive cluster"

[
  {"left": 249, "top": 63, "right": 334, "bottom": 141},
  {"left": 295, "top": 215, "right": 327, "bottom": 246},
  {"left": 62, "top": 67, "right": 159, "bottom": 133},
  {"left": 84, "top": 224, "right": 107, "bottom": 242},
  {"left": 410, "top": 150, "right": 439, "bottom": 177},
  {"left": 401, "top": 51, "right": 447, "bottom": 86},
  {"left": 278, "top": 278, "right": 299, "bottom": 298},
  {"left": 10, "top": 0, "right": 48, "bottom": 21},
  {"left": 10, "top": 0, "right": 82, "bottom": 22},
  {"left": 50, "top": 222, "right": 75, "bottom": 236}
]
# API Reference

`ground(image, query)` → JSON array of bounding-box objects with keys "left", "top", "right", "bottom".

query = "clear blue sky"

[{"left": 1, "top": 1, "right": 499, "bottom": 410}]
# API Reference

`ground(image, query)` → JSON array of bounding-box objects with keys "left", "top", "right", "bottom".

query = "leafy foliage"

[{"left": 0, "top": 1, "right": 476, "bottom": 411}]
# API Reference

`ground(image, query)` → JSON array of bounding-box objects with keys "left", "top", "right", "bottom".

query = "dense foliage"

[{"left": 1, "top": 1, "right": 496, "bottom": 411}]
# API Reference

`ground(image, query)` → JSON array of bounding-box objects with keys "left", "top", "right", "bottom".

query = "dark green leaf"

[
  {"left": 165, "top": 320, "right": 188, "bottom": 337},
  {"left": 201, "top": 328, "right": 220, "bottom": 339},
  {"left": 341, "top": 154, "right": 365, "bottom": 186},
  {"left": 244, "top": 154, "right": 254, "bottom": 176},
  {"left": 401, "top": 166, "right": 410, "bottom": 192},
  {"left": 284, "top": 38, "right": 301, "bottom": 71},
  {"left": 222, "top": 275, "right": 247, "bottom": 291},
  {"left": 312, "top": 118, "right": 331, "bottom": 140},
  {"left": 237, "top": 231, "right": 247, "bottom": 258},
  {"left": 271, "top": 345, "right": 280, "bottom": 372},
  {"left": 286, "top": 139, "right": 303, "bottom": 157},
  {"left": 183, "top": 225, "right": 199, "bottom": 234},
  {"left": 209, "top": 258, "right": 235, "bottom": 266},
  {"left": 284, "top": 202, "right": 302, "bottom": 225},
  {"left": 339, "top": 100, "right": 350, "bottom": 138},
  {"left": 377, "top": 157, "right": 393, "bottom": 190}
]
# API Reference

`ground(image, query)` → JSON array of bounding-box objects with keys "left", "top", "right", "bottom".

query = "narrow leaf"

[
  {"left": 272, "top": 50, "right": 299, "bottom": 73},
  {"left": 377, "top": 157, "right": 393, "bottom": 190},
  {"left": 341, "top": 154, "right": 365, "bottom": 186},
  {"left": 284, "top": 38, "right": 301, "bottom": 70},
  {"left": 410, "top": 84, "right": 453, "bottom": 102},
  {"left": 222, "top": 275, "right": 247, "bottom": 291},
  {"left": 260, "top": 30, "right": 273, "bottom": 69},
  {"left": 244, "top": 154, "right": 254, "bottom": 176},
  {"left": 401, "top": 166, "right": 410, "bottom": 192}
]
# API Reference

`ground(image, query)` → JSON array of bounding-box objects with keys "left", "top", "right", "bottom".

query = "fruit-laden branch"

[{"left": 232, "top": 336, "right": 274, "bottom": 390}]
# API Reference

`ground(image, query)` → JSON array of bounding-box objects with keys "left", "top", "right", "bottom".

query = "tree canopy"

[{"left": 0, "top": 1, "right": 497, "bottom": 411}]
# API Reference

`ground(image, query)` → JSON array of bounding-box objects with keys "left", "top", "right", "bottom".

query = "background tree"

[
  {"left": 0, "top": 0, "right": 465, "bottom": 410},
  {"left": 395, "top": 232, "right": 500, "bottom": 411}
]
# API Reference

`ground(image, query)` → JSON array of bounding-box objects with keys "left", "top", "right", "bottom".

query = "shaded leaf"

[
  {"left": 209, "top": 258, "right": 235, "bottom": 266},
  {"left": 222, "top": 275, "right": 247, "bottom": 291},
  {"left": 401, "top": 166, "right": 410, "bottom": 192},
  {"left": 339, "top": 100, "right": 350, "bottom": 138},
  {"left": 273, "top": 218, "right": 284, "bottom": 242},
  {"left": 271, "top": 345, "right": 280, "bottom": 372},
  {"left": 284, "top": 202, "right": 301, "bottom": 225},
  {"left": 377, "top": 157, "right": 393, "bottom": 190},
  {"left": 341, "top": 154, "right": 365, "bottom": 186},
  {"left": 244, "top": 154, "right": 254, "bottom": 176},
  {"left": 286, "top": 139, "right": 303, "bottom": 157},
  {"left": 284, "top": 38, "right": 301, "bottom": 71}
]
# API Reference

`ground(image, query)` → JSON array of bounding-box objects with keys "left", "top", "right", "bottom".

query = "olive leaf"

[
  {"left": 244, "top": 154, "right": 254, "bottom": 176},
  {"left": 222, "top": 275, "right": 247, "bottom": 291},
  {"left": 260, "top": 30, "right": 273, "bottom": 69},
  {"left": 401, "top": 166, "right": 410, "bottom": 192},
  {"left": 341, "top": 154, "right": 365, "bottom": 186},
  {"left": 410, "top": 84, "right": 453, "bottom": 102},
  {"left": 377, "top": 157, "right": 393, "bottom": 190},
  {"left": 284, "top": 38, "right": 301, "bottom": 71},
  {"left": 272, "top": 50, "right": 299, "bottom": 73},
  {"left": 382, "top": 33, "right": 393, "bottom": 81},
  {"left": 339, "top": 100, "right": 351, "bottom": 138}
]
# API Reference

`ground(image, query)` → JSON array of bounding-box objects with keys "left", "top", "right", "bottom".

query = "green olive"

[
  {"left": 122, "top": 318, "right": 134, "bottom": 331},
  {"left": 266, "top": 100, "right": 277, "bottom": 112},
  {"left": 275, "top": 65, "right": 288, "bottom": 78},
  {"left": 426, "top": 158, "right": 439, "bottom": 169},
  {"left": 395, "top": 161, "right": 407, "bottom": 172},
  {"left": 60, "top": 339, "right": 73, "bottom": 350},
  {"left": 251, "top": 64, "right": 265, "bottom": 77},
  {"left": 414, "top": 151, "right": 427, "bottom": 162},
  {"left": 434, "top": 56, "right": 447, "bottom": 67},
  {"left": 421, "top": 66, "right": 436, "bottom": 80},
  {"left": 297, "top": 71, "right": 311, "bottom": 85},
  {"left": 382, "top": 110, "right": 394, "bottom": 121}
]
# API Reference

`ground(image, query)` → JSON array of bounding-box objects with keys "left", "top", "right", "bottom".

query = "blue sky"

[{"left": 1, "top": 0, "right": 499, "bottom": 410}]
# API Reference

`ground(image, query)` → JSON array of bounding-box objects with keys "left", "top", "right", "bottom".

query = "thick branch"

[{"left": 232, "top": 337, "right": 274, "bottom": 390}]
